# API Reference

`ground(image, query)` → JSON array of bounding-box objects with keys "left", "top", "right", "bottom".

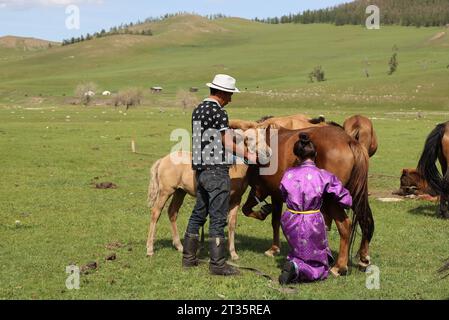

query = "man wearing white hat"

[{"left": 182, "top": 74, "right": 256, "bottom": 276}]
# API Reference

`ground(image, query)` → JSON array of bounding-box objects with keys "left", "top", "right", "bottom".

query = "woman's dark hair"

[{"left": 293, "top": 133, "right": 316, "bottom": 160}]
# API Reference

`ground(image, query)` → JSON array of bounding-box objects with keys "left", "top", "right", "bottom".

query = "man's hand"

[{"left": 222, "top": 130, "right": 258, "bottom": 165}]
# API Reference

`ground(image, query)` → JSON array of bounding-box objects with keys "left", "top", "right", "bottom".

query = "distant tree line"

[
  {"left": 62, "top": 24, "right": 153, "bottom": 46},
  {"left": 61, "top": 12, "right": 229, "bottom": 46},
  {"left": 141, "top": 12, "right": 227, "bottom": 23},
  {"left": 254, "top": 0, "right": 449, "bottom": 27}
]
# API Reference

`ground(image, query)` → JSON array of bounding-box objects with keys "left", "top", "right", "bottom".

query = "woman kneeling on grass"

[{"left": 278, "top": 133, "right": 353, "bottom": 285}]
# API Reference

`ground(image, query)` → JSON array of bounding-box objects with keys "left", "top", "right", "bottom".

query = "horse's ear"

[{"left": 402, "top": 168, "right": 408, "bottom": 175}]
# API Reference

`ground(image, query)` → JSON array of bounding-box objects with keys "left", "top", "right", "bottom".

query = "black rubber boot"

[
  {"left": 209, "top": 238, "right": 239, "bottom": 276},
  {"left": 182, "top": 233, "right": 200, "bottom": 268},
  {"left": 278, "top": 261, "right": 297, "bottom": 285}
]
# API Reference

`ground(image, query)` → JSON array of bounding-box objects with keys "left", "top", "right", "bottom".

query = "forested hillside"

[{"left": 256, "top": 0, "right": 449, "bottom": 27}]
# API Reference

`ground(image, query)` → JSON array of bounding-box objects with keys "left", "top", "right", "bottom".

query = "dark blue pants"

[{"left": 186, "top": 167, "right": 230, "bottom": 238}]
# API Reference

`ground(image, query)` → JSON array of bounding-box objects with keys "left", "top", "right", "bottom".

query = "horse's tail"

[
  {"left": 347, "top": 125, "right": 361, "bottom": 142},
  {"left": 148, "top": 158, "right": 162, "bottom": 207},
  {"left": 347, "top": 140, "right": 374, "bottom": 248},
  {"left": 418, "top": 123, "right": 446, "bottom": 195},
  {"left": 368, "top": 123, "right": 378, "bottom": 157}
]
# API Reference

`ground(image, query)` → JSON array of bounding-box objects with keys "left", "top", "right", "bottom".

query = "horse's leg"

[
  {"left": 440, "top": 171, "right": 449, "bottom": 219},
  {"left": 265, "top": 199, "right": 282, "bottom": 257},
  {"left": 242, "top": 187, "right": 271, "bottom": 221},
  {"left": 357, "top": 234, "right": 371, "bottom": 271},
  {"left": 167, "top": 189, "right": 187, "bottom": 252},
  {"left": 147, "top": 190, "right": 172, "bottom": 256},
  {"left": 438, "top": 136, "right": 449, "bottom": 218},
  {"left": 228, "top": 204, "right": 240, "bottom": 260},
  {"left": 323, "top": 201, "right": 351, "bottom": 277}
]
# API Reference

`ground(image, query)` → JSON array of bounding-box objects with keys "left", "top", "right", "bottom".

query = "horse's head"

[
  {"left": 240, "top": 126, "right": 275, "bottom": 165},
  {"left": 400, "top": 168, "right": 430, "bottom": 195}
]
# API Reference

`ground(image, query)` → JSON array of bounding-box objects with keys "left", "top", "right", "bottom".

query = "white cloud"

[{"left": 0, "top": 0, "right": 104, "bottom": 8}]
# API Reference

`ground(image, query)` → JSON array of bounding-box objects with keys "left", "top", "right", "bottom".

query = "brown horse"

[
  {"left": 395, "top": 168, "right": 437, "bottom": 199},
  {"left": 230, "top": 114, "right": 326, "bottom": 131},
  {"left": 418, "top": 122, "right": 449, "bottom": 219},
  {"left": 343, "top": 115, "right": 378, "bottom": 157},
  {"left": 241, "top": 124, "right": 374, "bottom": 276}
]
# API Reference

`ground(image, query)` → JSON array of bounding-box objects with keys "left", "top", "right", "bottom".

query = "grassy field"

[{"left": 1, "top": 15, "right": 449, "bottom": 300}]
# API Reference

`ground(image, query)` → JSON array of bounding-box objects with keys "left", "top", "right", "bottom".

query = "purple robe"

[{"left": 279, "top": 160, "right": 353, "bottom": 282}]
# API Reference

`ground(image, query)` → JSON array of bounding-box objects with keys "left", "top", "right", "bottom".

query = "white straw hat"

[{"left": 206, "top": 74, "right": 240, "bottom": 93}]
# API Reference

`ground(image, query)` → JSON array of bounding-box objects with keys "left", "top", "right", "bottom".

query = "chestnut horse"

[
  {"left": 229, "top": 114, "right": 326, "bottom": 131},
  {"left": 418, "top": 122, "right": 449, "bottom": 219},
  {"left": 343, "top": 115, "right": 378, "bottom": 157},
  {"left": 241, "top": 125, "right": 374, "bottom": 276},
  {"left": 396, "top": 168, "right": 437, "bottom": 199}
]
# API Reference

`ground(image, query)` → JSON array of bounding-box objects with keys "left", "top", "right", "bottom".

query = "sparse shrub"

[
  {"left": 75, "top": 82, "right": 98, "bottom": 106},
  {"left": 388, "top": 53, "right": 398, "bottom": 75},
  {"left": 308, "top": 66, "right": 326, "bottom": 82},
  {"left": 113, "top": 88, "right": 143, "bottom": 110},
  {"left": 176, "top": 89, "right": 199, "bottom": 111}
]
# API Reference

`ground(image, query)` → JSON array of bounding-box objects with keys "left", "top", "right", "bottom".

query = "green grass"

[
  {"left": 1, "top": 15, "right": 449, "bottom": 300},
  {"left": 0, "top": 102, "right": 448, "bottom": 300}
]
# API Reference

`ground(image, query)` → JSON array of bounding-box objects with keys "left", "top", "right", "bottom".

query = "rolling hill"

[
  {"left": 0, "top": 14, "right": 448, "bottom": 109},
  {"left": 0, "top": 35, "right": 58, "bottom": 50}
]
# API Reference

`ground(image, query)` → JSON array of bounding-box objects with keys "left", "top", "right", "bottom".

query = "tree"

[
  {"left": 75, "top": 82, "right": 98, "bottom": 106},
  {"left": 308, "top": 66, "right": 326, "bottom": 82},
  {"left": 388, "top": 53, "right": 399, "bottom": 75},
  {"left": 176, "top": 89, "right": 199, "bottom": 112},
  {"left": 113, "top": 88, "right": 143, "bottom": 110}
]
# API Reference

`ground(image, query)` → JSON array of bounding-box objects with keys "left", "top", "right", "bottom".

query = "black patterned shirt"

[{"left": 191, "top": 98, "right": 230, "bottom": 171}]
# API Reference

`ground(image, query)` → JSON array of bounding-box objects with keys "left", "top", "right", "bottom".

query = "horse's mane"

[
  {"left": 256, "top": 115, "right": 274, "bottom": 123},
  {"left": 326, "top": 121, "right": 344, "bottom": 129},
  {"left": 309, "top": 116, "right": 326, "bottom": 125}
]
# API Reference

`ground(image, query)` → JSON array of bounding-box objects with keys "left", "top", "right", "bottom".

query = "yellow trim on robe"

[{"left": 287, "top": 208, "right": 321, "bottom": 215}]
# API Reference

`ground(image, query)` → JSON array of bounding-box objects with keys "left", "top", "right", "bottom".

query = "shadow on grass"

[
  {"left": 153, "top": 235, "right": 346, "bottom": 271},
  {"left": 408, "top": 204, "right": 439, "bottom": 218},
  {"left": 152, "top": 234, "right": 275, "bottom": 259}
]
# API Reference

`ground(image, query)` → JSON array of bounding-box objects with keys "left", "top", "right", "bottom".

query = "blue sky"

[{"left": 0, "top": 0, "right": 349, "bottom": 41}]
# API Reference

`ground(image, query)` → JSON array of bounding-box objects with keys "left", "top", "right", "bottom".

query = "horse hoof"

[
  {"left": 146, "top": 250, "right": 154, "bottom": 257},
  {"left": 230, "top": 253, "right": 239, "bottom": 261},
  {"left": 330, "top": 267, "right": 340, "bottom": 278},
  {"left": 264, "top": 247, "right": 280, "bottom": 258},
  {"left": 358, "top": 256, "right": 371, "bottom": 271},
  {"left": 330, "top": 266, "right": 348, "bottom": 277},
  {"left": 173, "top": 242, "right": 183, "bottom": 252}
]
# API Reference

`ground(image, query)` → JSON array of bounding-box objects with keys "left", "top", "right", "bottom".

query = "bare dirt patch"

[{"left": 429, "top": 31, "right": 446, "bottom": 41}]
